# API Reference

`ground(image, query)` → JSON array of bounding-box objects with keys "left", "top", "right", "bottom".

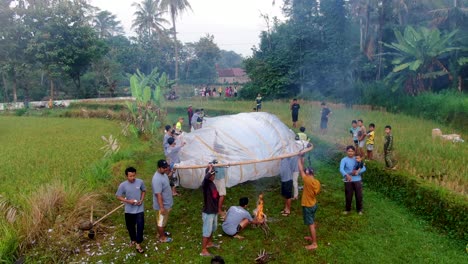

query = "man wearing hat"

[
  {"left": 201, "top": 164, "right": 220, "bottom": 256},
  {"left": 152, "top": 159, "right": 175, "bottom": 243}
]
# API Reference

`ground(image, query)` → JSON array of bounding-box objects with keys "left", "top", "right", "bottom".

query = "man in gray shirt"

[
  {"left": 280, "top": 157, "right": 294, "bottom": 216},
  {"left": 152, "top": 159, "right": 175, "bottom": 243},
  {"left": 222, "top": 197, "right": 263, "bottom": 240},
  {"left": 116, "top": 167, "right": 146, "bottom": 253}
]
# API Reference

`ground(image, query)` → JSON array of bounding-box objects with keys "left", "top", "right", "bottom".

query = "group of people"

[
  {"left": 115, "top": 100, "right": 399, "bottom": 258},
  {"left": 349, "top": 119, "right": 396, "bottom": 169},
  {"left": 195, "top": 86, "right": 238, "bottom": 98}
]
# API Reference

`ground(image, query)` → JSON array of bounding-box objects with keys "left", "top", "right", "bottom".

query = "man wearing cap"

[
  {"left": 152, "top": 159, "right": 175, "bottom": 243},
  {"left": 201, "top": 164, "right": 220, "bottom": 256}
]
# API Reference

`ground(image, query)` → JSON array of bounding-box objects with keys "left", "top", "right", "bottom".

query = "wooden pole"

[
  {"left": 174, "top": 144, "right": 313, "bottom": 169},
  {"left": 93, "top": 203, "right": 124, "bottom": 226}
]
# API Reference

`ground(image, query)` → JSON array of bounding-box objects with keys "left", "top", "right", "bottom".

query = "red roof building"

[{"left": 216, "top": 67, "right": 250, "bottom": 84}]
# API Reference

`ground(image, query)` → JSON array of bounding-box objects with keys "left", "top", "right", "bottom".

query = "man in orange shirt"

[{"left": 298, "top": 155, "right": 321, "bottom": 251}]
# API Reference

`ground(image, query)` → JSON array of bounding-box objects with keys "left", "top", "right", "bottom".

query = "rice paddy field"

[{"left": 0, "top": 116, "right": 132, "bottom": 201}]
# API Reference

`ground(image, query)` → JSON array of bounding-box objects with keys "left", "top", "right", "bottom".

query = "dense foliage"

[
  {"left": 0, "top": 0, "right": 241, "bottom": 102},
  {"left": 244, "top": 0, "right": 468, "bottom": 100}
]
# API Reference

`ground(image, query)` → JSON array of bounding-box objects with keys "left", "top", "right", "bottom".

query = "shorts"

[
  {"left": 157, "top": 208, "right": 171, "bottom": 227},
  {"left": 281, "top": 180, "right": 293, "bottom": 199},
  {"left": 366, "top": 144, "right": 374, "bottom": 151},
  {"left": 202, "top": 213, "right": 217, "bottom": 237},
  {"left": 303, "top": 204, "right": 318, "bottom": 225},
  {"left": 358, "top": 140, "right": 366, "bottom": 148},
  {"left": 292, "top": 113, "right": 298, "bottom": 122},
  {"left": 214, "top": 178, "right": 226, "bottom": 196},
  {"left": 320, "top": 118, "right": 328, "bottom": 129},
  {"left": 353, "top": 140, "right": 358, "bottom": 146}
]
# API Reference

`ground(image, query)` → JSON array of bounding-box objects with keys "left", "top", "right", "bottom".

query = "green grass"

[
  {"left": 163, "top": 99, "right": 468, "bottom": 195},
  {"left": 0, "top": 116, "right": 133, "bottom": 202},
  {"left": 0, "top": 116, "right": 137, "bottom": 262},
  {"left": 70, "top": 141, "right": 467, "bottom": 263},
  {"left": 2, "top": 99, "right": 466, "bottom": 263}
]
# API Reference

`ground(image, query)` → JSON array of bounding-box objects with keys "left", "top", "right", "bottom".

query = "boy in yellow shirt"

[
  {"left": 298, "top": 154, "right": 320, "bottom": 251},
  {"left": 366, "top": 123, "right": 375, "bottom": 160}
]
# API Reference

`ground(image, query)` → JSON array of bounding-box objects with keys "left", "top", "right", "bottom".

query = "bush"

[
  {"left": 14, "top": 108, "right": 28, "bottom": 116},
  {"left": 238, "top": 83, "right": 262, "bottom": 99},
  {"left": 364, "top": 162, "right": 468, "bottom": 240},
  {"left": 68, "top": 102, "right": 127, "bottom": 111}
]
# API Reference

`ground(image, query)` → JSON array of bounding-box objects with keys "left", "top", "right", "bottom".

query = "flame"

[{"left": 256, "top": 193, "right": 264, "bottom": 220}]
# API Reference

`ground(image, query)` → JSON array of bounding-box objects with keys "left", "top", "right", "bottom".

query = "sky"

[{"left": 90, "top": 0, "right": 285, "bottom": 57}]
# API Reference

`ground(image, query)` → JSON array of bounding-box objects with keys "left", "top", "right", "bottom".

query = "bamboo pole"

[
  {"left": 174, "top": 144, "right": 313, "bottom": 169},
  {"left": 93, "top": 203, "right": 124, "bottom": 226}
]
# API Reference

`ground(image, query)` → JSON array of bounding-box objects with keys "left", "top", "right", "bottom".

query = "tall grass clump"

[{"left": 17, "top": 181, "right": 102, "bottom": 262}]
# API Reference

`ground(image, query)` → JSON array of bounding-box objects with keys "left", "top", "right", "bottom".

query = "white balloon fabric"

[{"left": 174, "top": 112, "right": 310, "bottom": 189}]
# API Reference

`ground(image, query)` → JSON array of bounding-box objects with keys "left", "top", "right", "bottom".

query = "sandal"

[
  {"left": 135, "top": 244, "right": 144, "bottom": 254},
  {"left": 160, "top": 237, "right": 173, "bottom": 243},
  {"left": 281, "top": 211, "right": 290, "bottom": 217}
]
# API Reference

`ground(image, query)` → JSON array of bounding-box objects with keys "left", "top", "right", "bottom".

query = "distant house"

[{"left": 216, "top": 67, "right": 250, "bottom": 84}]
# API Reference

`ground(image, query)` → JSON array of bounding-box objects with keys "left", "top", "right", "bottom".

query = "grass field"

[
  {"left": 163, "top": 98, "right": 468, "bottom": 195},
  {"left": 69, "top": 135, "right": 467, "bottom": 264},
  {"left": 1, "top": 99, "right": 466, "bottom": 263},
  {"left": 0, "top": 116, "right": 136, "bottom": 262},
  {"left": 0, "top": 116, "right": 133, "bottom": 201}
]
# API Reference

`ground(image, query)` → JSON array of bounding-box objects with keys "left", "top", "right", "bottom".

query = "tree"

[
  {"left": 132, "top": 0, "right": 168, "bottom": 39},
  {"left": 160, "top": 0, "right": 192, "bottom": 81},
  {"left": 216, "top": 50, "right": 243, "bottom": 68},
  {"left": 182, "top": 34, "right": 220, "bottom": 84},
  {"left": 383, "top": 26, "right": 466, "bottom": 94},
  {"left": 26, "top": 0, "right": 106, "bottom": 98},
  {"left": 93, "top": 10, "right": 124, "bottom": 39}
]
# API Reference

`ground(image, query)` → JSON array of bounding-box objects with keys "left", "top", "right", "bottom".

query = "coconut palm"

[
  {"left": 132, "top": 0, "right": 168, "bottom": 38},
  {"left": 383, "top": 26, "right": 466, "bottom": 94},
  {"left": 93, "top": 10, "right": 124, "bottom": 39},
  {"left": 160, "top": 0, "right": 192, "bottom": 81}
]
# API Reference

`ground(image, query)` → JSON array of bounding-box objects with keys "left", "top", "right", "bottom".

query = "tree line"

[
  {"left": 0, "top": 0, "right": 242, "bottom": 102},
  {"left": 242, "top": 0, "right": 468, "bottom": 103}
]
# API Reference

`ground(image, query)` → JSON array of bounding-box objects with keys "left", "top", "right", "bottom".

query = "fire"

[{"left": 256, "top": 193, "right": 265, "bottom": 221}]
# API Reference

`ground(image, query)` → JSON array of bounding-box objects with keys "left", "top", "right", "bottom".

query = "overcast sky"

[{"left": 90, "top": 0, "right": 285, "bottom": 57}]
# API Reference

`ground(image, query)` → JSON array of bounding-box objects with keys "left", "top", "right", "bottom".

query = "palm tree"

[
  {"left": 383, "top": 26, "right": 466, "bottom": 94},
  {"left": 160, "top": 0, "right": 192, "bottom": 81},
  {"left": 93, "top": 10, "right": 124, "bottom": 39},
  {"left": 132, "top": 0, "right": 168, "bottom": 38}
]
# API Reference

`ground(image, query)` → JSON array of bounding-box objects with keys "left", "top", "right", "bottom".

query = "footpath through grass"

[{"left": 70, "top": 102, "right": 467, "bottom": 263}]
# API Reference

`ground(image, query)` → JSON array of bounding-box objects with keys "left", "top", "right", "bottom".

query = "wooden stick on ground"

[{"left": 93, "top": 203, "right": 124, "bottom": 226}]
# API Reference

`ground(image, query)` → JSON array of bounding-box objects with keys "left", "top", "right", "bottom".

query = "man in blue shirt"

[
  {"left": 339, "top": 145, "right": 366, "bottom": 215},
  {"left": 152, "top": 160, "right": 175, "bottom": 243},
  {"left": 116, "top": 167, "right": 146, "bottom": 253},
  {"left": 222, "top": 197, "right": 263, "bottom": 240}
]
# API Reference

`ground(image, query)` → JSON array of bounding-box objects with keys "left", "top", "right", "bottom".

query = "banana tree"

[
  {"left": 383, "top": 26, "right": 466, "bottom": 94},
  {"left": 125, "top": 68, "right": 173, "bottom": 136}
]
